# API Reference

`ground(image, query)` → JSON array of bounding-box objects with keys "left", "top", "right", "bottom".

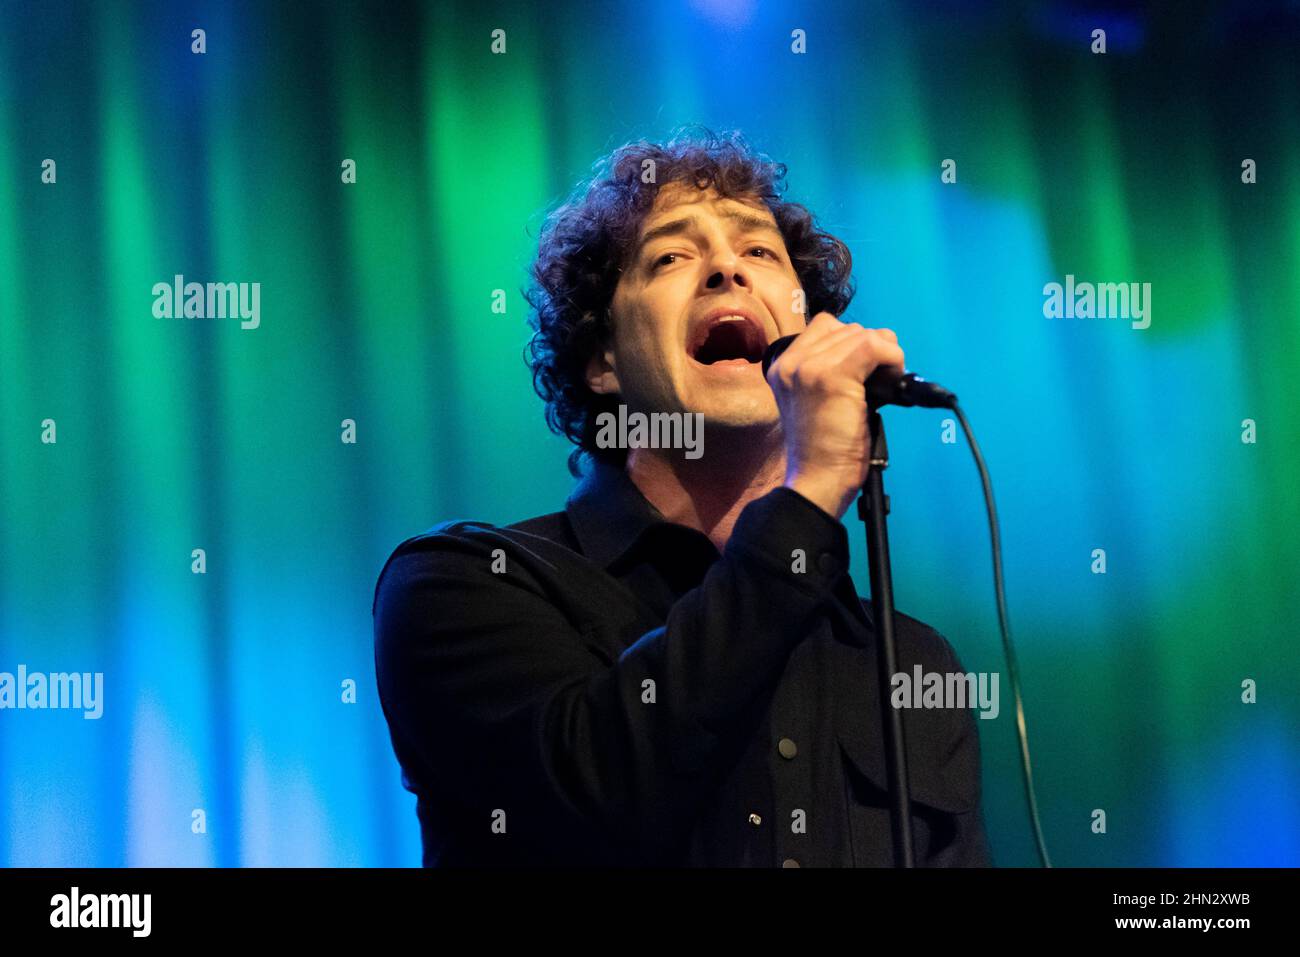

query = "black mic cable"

[{"left": 951, "top": 403, "right": 1052, "bottom": 869}]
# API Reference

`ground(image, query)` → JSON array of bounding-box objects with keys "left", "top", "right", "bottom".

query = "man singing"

[{"left": 373, "top": 129, "right": 993, "bottom": 867}]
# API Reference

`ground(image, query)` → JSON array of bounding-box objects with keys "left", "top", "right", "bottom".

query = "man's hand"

[{"left": 765, "top": 312, "right": 905, "bottom": 521}]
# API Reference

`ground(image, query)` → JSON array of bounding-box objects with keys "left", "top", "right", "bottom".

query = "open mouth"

[{"left": 688, "top": 315, "right": 768, "bottom": 365}]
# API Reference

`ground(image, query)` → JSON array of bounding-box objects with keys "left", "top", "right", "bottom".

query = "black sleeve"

[{"left": 373, "top": 487, "right": 849, "bottom": 864}]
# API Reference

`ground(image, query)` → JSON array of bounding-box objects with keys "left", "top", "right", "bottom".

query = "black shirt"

[{"left": 372, "top": 459, "right": 993, "bottom": 867}]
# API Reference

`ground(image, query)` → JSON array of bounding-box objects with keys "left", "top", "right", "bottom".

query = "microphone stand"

[{"left": 857, "top": 408, "right": 915, "bottom": 867}]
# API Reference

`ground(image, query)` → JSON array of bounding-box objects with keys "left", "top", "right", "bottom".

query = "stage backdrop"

[{"left": 1, "top": 0, "right": 1296, "bottom": 866}]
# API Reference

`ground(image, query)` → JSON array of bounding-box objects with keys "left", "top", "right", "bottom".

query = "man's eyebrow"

[{"left": 633, "top": 208, "right": 781, "bottom": 257}]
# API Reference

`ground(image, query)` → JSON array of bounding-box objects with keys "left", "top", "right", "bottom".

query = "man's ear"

[{"left": 584, "top": 334, "right": 620, "bottom": 396}]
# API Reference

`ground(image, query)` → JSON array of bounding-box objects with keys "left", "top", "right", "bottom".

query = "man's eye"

[
  {"left": 748, "top": 246, "right": 778, "bottom": 260},
  {"left": 652, "top": 252, "right": 679, "bottom": 269}
]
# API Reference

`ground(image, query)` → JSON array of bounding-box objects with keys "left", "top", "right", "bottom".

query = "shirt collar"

[
  {"left": 566, "top": 459, "right": 871, "bottom": 634},
  {"left": 564, "top": 458, "right": 679, "bottom": 569}
]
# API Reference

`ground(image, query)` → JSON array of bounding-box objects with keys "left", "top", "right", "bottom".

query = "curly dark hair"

[{"left": 524, "top": 127, "right": 856, "bottom": 477}]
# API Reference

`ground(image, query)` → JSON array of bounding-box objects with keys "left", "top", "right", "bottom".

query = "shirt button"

[
  {"left": 778, "top": 738, "right": 798, "bottom": 760},
  {"left": 748, "top": 813, "right": 762, "bottom": 826},
  {"left": 818, "top": 552, "right": 841, "bottom": 575},
  {"left": 782, "top": 858, "right": 801, "bottom": 868}
]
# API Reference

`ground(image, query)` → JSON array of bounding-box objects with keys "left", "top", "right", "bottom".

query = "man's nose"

[{"left": 702, "top": 254, "right": 753, "bottom": 293}]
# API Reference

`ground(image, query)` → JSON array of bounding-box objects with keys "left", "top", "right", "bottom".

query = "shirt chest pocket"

[
  {"left": 837, "top": 734, "right": 980, "bottom": 866},
  {"left": 829, "top": 643, "right": 983, "bottom": 867}
]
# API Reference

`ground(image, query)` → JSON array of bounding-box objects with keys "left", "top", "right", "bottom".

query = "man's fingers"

[
  {"left": 802, "top": 324, "right": 904, "bottom": 375},
  {"left": 798, "top": 323, "right": 861, "bottom": 362},
  {"left": 812, "top": 326, "right": 904, "bottom": 381},
  {"left": 770, "top": 311, "right": 842, "bottom": 370},
  {"left": 770, "top": 316, "right": 905, "bottom": 390}
]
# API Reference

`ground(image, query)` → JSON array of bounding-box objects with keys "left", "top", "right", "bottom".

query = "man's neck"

[{"left": 625, "top": 426, "right": 786, "bottom": 554}]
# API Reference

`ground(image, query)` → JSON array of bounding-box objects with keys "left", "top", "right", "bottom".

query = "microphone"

[{"left": 761, "top": 334, "right": 958, "bottom": 409}]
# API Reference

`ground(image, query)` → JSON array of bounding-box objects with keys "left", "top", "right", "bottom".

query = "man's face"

[{"left": 588, "top": 183, "right": 808, "bottom": 431}]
